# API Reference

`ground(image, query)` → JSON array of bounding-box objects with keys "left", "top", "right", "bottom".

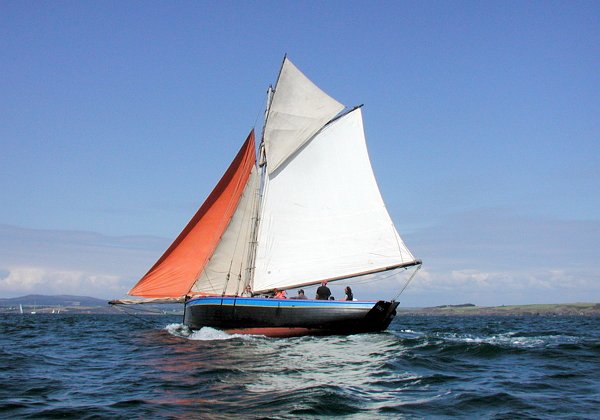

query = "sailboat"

[{"left": 110, "top": 57, "right": 421, "bottom": 337}]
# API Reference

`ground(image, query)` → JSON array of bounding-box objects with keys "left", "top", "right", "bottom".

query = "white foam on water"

[
  {"left": 391, "top": 329, "right": 426, "bottom": 340},
  {"left": 164, "top": 324, "right": 255, "bottom": 341},
  {"left": 440, "top": 331, "right": 579, "bottom": 348},
  {"left": 165, "top": 323, "right": 192, "bottom": 338},
  {"left": 188, "top": 327, "right": 247, "bottom": 341}
]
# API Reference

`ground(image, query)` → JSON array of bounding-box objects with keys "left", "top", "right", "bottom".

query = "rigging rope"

[
  {"left": 109, "top": 303, "right": 176, "bottom": 328},
  {"left": 340, "top": 266, "right": 412, "bottom": 287},
  {"left": 318, "top": 263, "right": 421, "bottom": 301},
  {"left": 392, "top": 264, "right": 422, "bottom": 302}
]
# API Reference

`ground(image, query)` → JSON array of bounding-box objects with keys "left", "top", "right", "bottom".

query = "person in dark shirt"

[
  {"left": 344, "top": 286, "right": 354, "bottom": 301},
  {"left": 316, "top": 281, "right": 331, "bottom": 300}
]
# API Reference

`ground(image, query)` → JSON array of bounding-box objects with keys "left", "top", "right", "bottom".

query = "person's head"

[
  {"left": 345, "top": 286, "right": 352, "bottom": 293},
  {"left": 298, "top": 289, "right": 305, "bottom": 295},
  {"left": 245, "top": 285, "right": 251, "bottom": 291},
  {"left": 321, "top": 281, "right": 328, "bottom": 286}
]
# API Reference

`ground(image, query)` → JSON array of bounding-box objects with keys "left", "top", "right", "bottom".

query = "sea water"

[{"left": 1, "top": 313, "right": 598, "bottom": 418}]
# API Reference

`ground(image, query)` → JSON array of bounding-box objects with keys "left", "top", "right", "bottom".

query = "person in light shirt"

[{"left": 241, "top": 285, "right": 252, "bottom": 297}]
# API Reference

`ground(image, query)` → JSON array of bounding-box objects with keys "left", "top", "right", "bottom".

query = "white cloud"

[
  {"left": 400, "top": 266, "right": 600, "bottom": 306},
  {"left": 0, "top": 267, "right": 47, "bottom": 291},
  {"left": 0, "top": 225, "right": 166, "bottom": 299},
  {"left": 0, "top": 266, "right": 129, "bottom": 298}
]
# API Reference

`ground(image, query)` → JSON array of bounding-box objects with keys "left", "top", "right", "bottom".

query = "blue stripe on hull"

[{"left": 186, "top": 296, "right": 375, "bottom": 309}]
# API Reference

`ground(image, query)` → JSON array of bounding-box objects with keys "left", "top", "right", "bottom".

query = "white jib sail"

[
  {"left": 253, "top": 108, "right": 416, "bottom": 292},
  {"left": 191, "top": 167, "right": 259, "bottom": 296},
  {"left": 264, "top": 58, "right": 345, "bottom": 174}
]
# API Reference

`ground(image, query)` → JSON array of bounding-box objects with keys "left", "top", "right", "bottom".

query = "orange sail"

[{"left": 129, "top": 131, "right": 256, "bottom": 298}]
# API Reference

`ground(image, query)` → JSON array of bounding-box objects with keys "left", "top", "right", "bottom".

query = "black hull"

[{"left": 183, "top": 297, "right": 400, "bottom": 337}]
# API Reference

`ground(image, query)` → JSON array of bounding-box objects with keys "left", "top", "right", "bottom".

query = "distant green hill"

[
  {"left": 0, "top": 294, "right": 107, "bottom": 307},
  {"left": 399, "top": 303, "right": 600, "bottom": 316}
]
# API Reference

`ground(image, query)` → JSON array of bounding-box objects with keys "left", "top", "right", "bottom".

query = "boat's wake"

[{"left": 164, "top": 323, "right": 255, "bottom": 341}]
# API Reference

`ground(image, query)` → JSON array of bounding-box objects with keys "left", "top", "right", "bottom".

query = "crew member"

[{"left": 316, "top": 281, "right": 331, "bottom": 300}]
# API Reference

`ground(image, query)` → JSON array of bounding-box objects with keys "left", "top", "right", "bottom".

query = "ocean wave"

[{"left": 1, "top": 314, "right": 599, "bottom": 419}]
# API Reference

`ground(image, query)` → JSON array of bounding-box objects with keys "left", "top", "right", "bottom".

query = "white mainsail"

[
  {"left": 253, "top": 108, "right": 417, "bottom": 292},
  {"left": 263, "top": 58, "right": 345, "bottom": 175}
]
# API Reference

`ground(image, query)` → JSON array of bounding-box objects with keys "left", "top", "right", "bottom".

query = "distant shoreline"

[
  {"left": 1, "top": 295, "right": 599, "bottom": 316},
  {"left": 399, "top": 302, "right": 600, "bottom": 316}
]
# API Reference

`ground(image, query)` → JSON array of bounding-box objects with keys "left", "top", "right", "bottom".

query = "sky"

[{"left": 1, "top": 1, "right": 599, "bottom": 306}]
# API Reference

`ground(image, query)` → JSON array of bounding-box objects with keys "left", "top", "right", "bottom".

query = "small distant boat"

[
  {"left": 19, "top": 304, "right": 23, "bottom": 314},
  {"left": 111, "top": 57, "right": 421, "bottom": 337}
]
